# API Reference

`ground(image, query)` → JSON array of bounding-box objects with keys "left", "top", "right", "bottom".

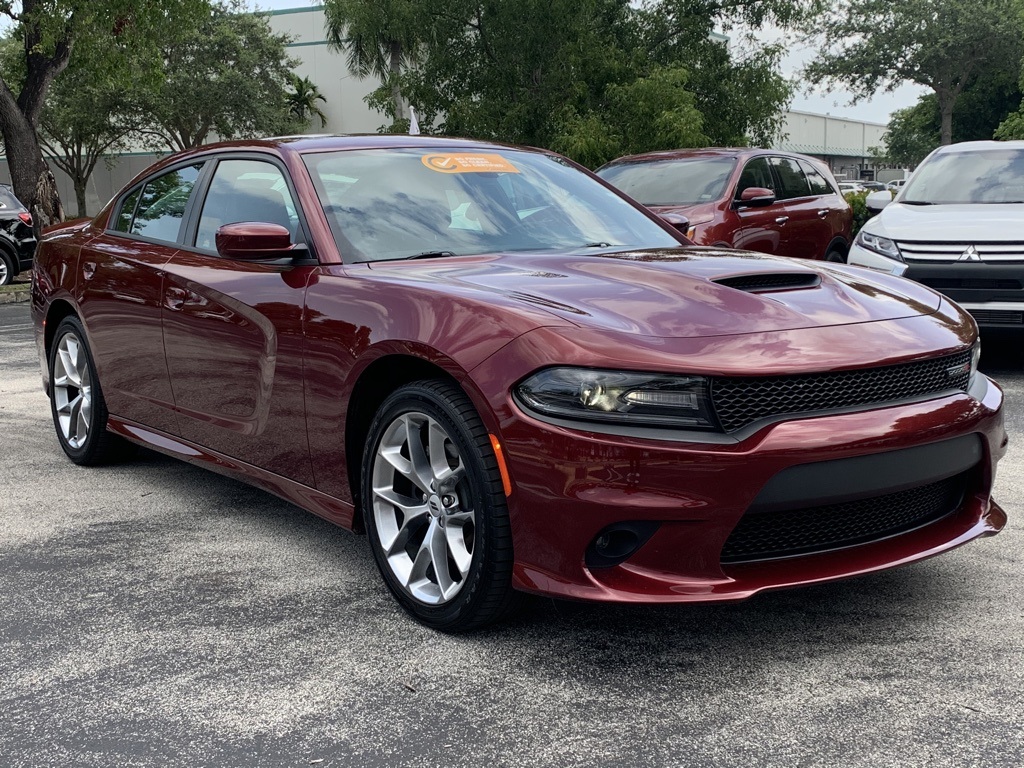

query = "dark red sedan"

[
  {"left": 597, "top": 148, "right": 853, "bottom": 262},
  {"left": 31, "top": 136, "right": 1006, "bottom": 631}
]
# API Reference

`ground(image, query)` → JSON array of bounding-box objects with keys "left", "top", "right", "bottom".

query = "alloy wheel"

[
  {"left": 371, "top": 411, "right": 476, "bottom": 605},
  {"left": 52, "top": 332, "right": 93, "bottom": 449}
]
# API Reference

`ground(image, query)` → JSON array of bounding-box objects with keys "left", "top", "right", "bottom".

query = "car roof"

[
  {"left": 189, "top": 133, "right": 550, "bottom": 156},
  {"left": 933, "top": 140, "right": 1024, "bottom": 154},
  {"left": 597, "top": 147, "right": 824, "bottom": 170}
]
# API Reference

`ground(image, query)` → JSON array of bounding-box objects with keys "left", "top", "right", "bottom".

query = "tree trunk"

[
  {"left": 0, "top": 99, "right": 64, "bottom": 233},
  {"left": 389, "top": 40, "right": 407, "bottom": 122},
  {"left": 73, "top": 175, "right": 88, "bottom": 219},
  {"left": 938, "top": 94, "right": 955, "bottom": 145}
]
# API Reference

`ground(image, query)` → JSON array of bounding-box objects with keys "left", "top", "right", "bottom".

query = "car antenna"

[{"left": 409, "top": 105, "right": 420, "bottom": 136}]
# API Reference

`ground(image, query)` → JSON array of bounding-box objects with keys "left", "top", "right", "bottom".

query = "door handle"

[
  {"left": 775, "top": 216, "right": 789, "bottom": 225},
  {"left": 817, "top": 209, "right": 829, "bottom": 218}
]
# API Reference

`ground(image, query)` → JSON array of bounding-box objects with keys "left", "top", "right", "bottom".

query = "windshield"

[
  {"left": 901, "top": 148, "right": 1024, "bottom": 204},
  {"left": 302, "top": 148, "right": 680, "bottom": 262},
  {"left": 596, "top": 157, "right": 736, "bottom": 206}
]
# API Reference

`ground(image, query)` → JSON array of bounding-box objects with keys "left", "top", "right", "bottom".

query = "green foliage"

[
  {"left": 803, "top": 0, "right": 1024, "bottom": 145},
  {"left": 287, "top": 74, "right": 328, "bottom": 129},
  {"left": 340, "top": 0, "right": 802, "bottom": 166},
  {"left": 844, "top": 190, "right": 871, "bottom": 236},
  {"left": 139, "top": 1, "right": 300, "bottom": 151}
]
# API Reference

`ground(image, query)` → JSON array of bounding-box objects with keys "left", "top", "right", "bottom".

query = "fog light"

[{"left": 585, "top": 522, "right": 660, "bottom": 569}]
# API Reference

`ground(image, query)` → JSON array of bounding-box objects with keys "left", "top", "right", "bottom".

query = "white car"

[
  {"left": 838, "top": 181, "right": 866, "bottom": 194},
  {"left": 849, "top": 141, "right": 1024, "bottom": 330},
  {"left": 885, "top": 179, "right": 907, "bottom": 191}
]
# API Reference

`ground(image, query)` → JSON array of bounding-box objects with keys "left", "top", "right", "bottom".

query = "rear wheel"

[
  {"left": 48, "top": 316, "right": 128, "bottom": 465},
  {"left": 0, "top": 250, "right": 15, "bottom": 286},
  {"left": 361, "top": 380, "right": 516, "bottom": 631},
  {"left": 825, "top": 247, "right": 846, "bottom": 263}
]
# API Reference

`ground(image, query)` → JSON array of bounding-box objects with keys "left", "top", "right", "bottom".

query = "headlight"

[
  {"left": 856, "top": 230, "right": 903, "bottom": 261},
  {"left": 514, "top": 367, "right": 718, "bottom": 430}
]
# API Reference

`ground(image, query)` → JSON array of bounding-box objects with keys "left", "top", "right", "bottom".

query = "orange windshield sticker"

[{"left": 422, "top": 153, "right": 520, "bottom": 174}]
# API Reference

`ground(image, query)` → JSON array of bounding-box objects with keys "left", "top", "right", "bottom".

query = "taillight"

[{"left": 18, "top": 212, "right": 32, "bottom": 226}]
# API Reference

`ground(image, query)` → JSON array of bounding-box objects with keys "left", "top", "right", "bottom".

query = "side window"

[
  {"left": 770, "top": 157, "right": 812, "bottom": 200},
  {"left": 130, "top": 164, "right": 203, "bottom": 243},
  {"left": 114, "top": 188, "right": 141, "bottom": 232},
  {"left": 735, "top": 157, "right": 775, "bottom": 198},
  {"left": 799, "top": 160, "right": 834, "bottom": 196},
  {"left": 194, "top": 159, "right": 300, "bottom": 252}
]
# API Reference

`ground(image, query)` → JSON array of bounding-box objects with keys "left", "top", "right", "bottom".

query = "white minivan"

[{"left": 849, "top": 141, "right": 1024, "bottom": 329}]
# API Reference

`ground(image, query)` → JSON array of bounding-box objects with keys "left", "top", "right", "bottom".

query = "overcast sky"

[{"left": 250, "top": 0, "right": 924, "bottom": 126}]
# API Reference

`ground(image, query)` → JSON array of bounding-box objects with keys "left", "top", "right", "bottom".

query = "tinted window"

[
  {"left": 597, "top": 157, "right": 736, "bottom": 206},
  {"left": 195, "top": 159, "right": 299, "bottom": 252},
  {"left": 130, "top": 164, "right": 203, "bottom": 243},
  {"left": 114, "top": 188, "right": 141, "bottom": 232},
  {"left": 902, "top": 148, "right": 1024, "bottom": 204},
  {"left": 735, "top": 157, "right": 775, "bottom": 197},
  {"left": 0, "top": 186, "right": 23, "bottom": 210},
  {"left": 303, "top": 148, "right": 680, "bottom": 262},
  {"left": 770, "top": 157, "right": 811, "bottom": 199},
  {"left": 799, "top": 160, "right": 834, "bottom": 196}
]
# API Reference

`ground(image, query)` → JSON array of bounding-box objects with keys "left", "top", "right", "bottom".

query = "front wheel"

[
  {"left": 361, "top": 380, "right": 516, "bottom": 631},
  {"left": 825, "top": 247, "right": 846, "bottom": 263}
]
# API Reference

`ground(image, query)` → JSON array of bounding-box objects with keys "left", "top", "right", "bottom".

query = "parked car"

[
  {"left": 31, "top": 136, "right": 1006, "bottom": 630},
  {"left": 596, "top": 148, "right": 853, "bottom": 262},
  {"left": 858, "top": 181, "right": 888, "bottom": 192},
  {"left": 838, "top": 181, "right": 867, "bottom": 194},
  {"left": 886, "top": 179, "right": 907, "bottom": 192},
  {"left": 0, "top": 183, "right": 36, "bottom": 286},
  {"left": 850, "top": 140, "right": 1024, "bottom": 330}
]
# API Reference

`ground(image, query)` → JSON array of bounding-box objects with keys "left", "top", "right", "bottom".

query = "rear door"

[
  {"left": 160, "top": 155, "right": 318, "bottom": 485},
  {"left": 79, "top": 162, "right": 206, "bottom": 435},
  {"left": 768, "top": 156, "right": 824, "bottom": 260}
]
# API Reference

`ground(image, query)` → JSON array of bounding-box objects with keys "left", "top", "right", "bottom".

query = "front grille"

[
  {"left": 970, "top": 309, "right": 1024, "bottom": 325},
  {"left": 720, "top": 474, "right": 967, "bottom": 563},
  {"left": 715, "top": 273, "right": 820, "bottom": 293},
  {"left": 897, "top": 241, "right": 1024, "bottom": 264},
  {"left": 710, "top": 349, "right": 972, "bottom": 433}
]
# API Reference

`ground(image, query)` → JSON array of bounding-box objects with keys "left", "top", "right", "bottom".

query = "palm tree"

[
  {"left": 287, "top": 74, "right": 328, "bottom": 128},
  {"left": 323, "top": 0, "right": 421, "bottom": 122}
]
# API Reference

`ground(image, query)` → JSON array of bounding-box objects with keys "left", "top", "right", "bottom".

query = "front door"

[{"left": 161, "top": 157, "right": 317, "bottom": 485}]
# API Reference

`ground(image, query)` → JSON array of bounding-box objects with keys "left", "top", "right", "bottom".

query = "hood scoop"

[{"left": 714, "top": 272, "right": 821, "bottom": 293}]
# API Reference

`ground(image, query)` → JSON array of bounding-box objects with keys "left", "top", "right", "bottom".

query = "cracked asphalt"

[{"left": 1, "top": 301, "right": 1022, "bottom": 767}]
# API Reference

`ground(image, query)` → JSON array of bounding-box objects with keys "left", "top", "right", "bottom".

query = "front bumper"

[{"left": 473, "top": 326, "right": 1007, "bottom": 604}]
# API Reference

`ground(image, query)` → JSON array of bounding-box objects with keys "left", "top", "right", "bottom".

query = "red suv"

[{"left": 597, "top": 148, "right": 853, "bottom": 262}]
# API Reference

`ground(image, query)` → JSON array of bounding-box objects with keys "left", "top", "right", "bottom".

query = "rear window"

[
  {"left": 0, "top": 186, "right": 24, "bottom": 210},
  {"left": 770, "top": 157, "right": 812, "bottom": 199},
  {"left": 597, "top": 157, "right": 737, "bottom": 206}
]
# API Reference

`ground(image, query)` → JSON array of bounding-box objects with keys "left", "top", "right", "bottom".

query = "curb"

[{"left": 0, "top": 288, "right": 30, "bottom": 304}]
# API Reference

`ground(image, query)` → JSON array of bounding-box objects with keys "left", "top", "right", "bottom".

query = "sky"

[{"left": 249, "top": 0, "right": 924, "bottom": 126}]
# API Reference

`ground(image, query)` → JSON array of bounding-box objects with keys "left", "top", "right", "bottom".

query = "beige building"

[{"left": 772, "top": 110, "right": 889, "bottom": 181}]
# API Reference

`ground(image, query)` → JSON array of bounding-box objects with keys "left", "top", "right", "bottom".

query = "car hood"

[
  {"left": 368, "top": 247, "right": 942, "bottom": 338},
  {"left": 873, "top": 202, "right": 1024, "bottom": 241}
]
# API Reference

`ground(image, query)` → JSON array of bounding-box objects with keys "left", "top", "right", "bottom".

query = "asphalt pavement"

[{"left": 1, "top": 300, "right": 1022, "bottom": 767}]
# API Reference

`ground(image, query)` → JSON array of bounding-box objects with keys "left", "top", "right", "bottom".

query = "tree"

[
  {"left": 37, "top": 36, "right": 149, "bottom": 217},
  {"left": 348, "top": 0, "right": 805, "bottom": 166},
  {"left": 803, "top": 0, "right": 1024, "bottom": 146},
  {"left": 323, "top": 0, "right": 421, "bottom": 123},
  {"left": 287, "top": 74, "right": 328, "bottom": 129},
  {"left": 876, "top": 67, "right": 1021, "bottom": 166},
  {"left": 139, "top": 2, "right": 299, "bottom": 151},
  {"left": 0, "top": 0, "right": 208, "bottom": 229}
]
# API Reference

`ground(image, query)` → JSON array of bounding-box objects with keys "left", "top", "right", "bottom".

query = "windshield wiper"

[
  {"left": 402, "top": 250, "right": 459, "bottom": 260},
  {"left": 581, "top": 242, "right": 613, "bottom": 248},
  {"left": 900, "top": 200, "right": 934, "bottom": 206}
]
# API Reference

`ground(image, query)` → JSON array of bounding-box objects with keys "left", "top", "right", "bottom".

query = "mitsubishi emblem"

[{"left": 958, "top": 245, "right": 982, "bottom": 262}]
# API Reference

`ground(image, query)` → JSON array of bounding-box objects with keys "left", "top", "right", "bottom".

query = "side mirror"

[
  {"left": 659, "top": 212, "right": 691, "bottom": 238},
  {"left": 215, "top": 222, "right": 297, "bottom": 261},
  {"left": 865, "top": 191, "right": 893, "bottom": 213},
  {"left": 737, "top": 187, "right": 776, "bottom": 207}
]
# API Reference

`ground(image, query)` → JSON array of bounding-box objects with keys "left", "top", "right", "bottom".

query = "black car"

[{"left": 0, "top": 184, "right": 37, "bottom": 286}]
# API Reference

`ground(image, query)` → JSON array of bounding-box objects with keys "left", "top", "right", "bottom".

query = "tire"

[
  {"left": 825, "top": 247, "right": 846, "bottom": 263},
  {"left": 0, "top": 250, "right": 15, "bottom": 286},
  {"left": 361, "top": 380, "right": 516, "bottom": 631},
  {"left": 48, "top": 316, "right": 128, "bottom": 465}
]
